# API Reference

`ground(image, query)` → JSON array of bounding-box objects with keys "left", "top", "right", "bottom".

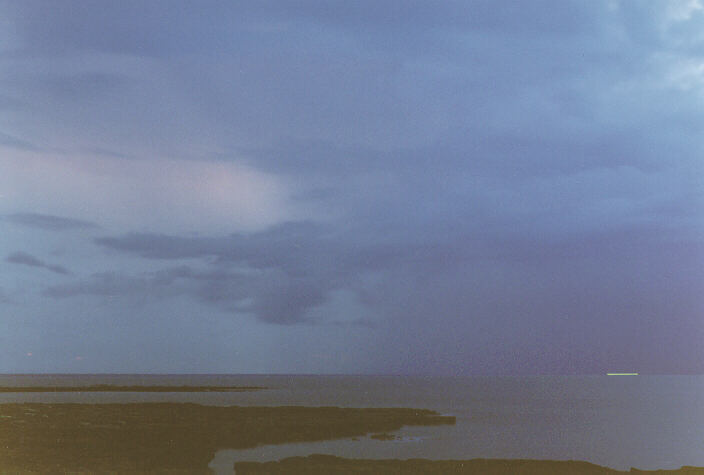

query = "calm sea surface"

[{"left": 1, "top": 374, "right": 702, "bottom": 473}]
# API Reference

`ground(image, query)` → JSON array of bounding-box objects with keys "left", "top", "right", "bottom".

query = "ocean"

[{"left": 1, "top": 374, "right": 702, "bottom": 473}]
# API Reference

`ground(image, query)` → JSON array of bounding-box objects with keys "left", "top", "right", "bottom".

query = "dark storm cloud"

[
  {"left": 44, "top": 264, "right": 328, "bottom": 325},
  {"left": 5, "top": 251, "right": 70, "bottom": 275},
  {"left": 89, "top": 213, "right": 703, "bottom": 333},
  {"left": 6, "top": 213, "right": 99, "bottom": 231},
  {"left": 94, "top": 221, "right": 418, "bottom": 275},
  {"left": 89, "top": 219, "right": 458, "bottom": 326},
  {"left": 5, "top": 0, "right": 702, "bottom": 185},
  {"left": 4, "top": 1, "right": 704, "bottom": 372},
  {"left": 0, "top": 0, "right": 622, "bottom": 160},
  {"left": 90, "top": 223, "right": 389, "bottom": 324}
]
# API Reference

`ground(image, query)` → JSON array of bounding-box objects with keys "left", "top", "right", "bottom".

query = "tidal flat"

[
  {"left": 0, "top": 385, "right": 266, "bottom": 393},
  {"left": 0, "top": 402, "right": 454, "bottom": 473},
  {"left": 235, "top": 455, "right": 704, "bottom": 474}
]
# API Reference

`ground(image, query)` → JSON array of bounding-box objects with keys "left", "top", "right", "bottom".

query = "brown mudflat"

[
  {"left": 0, "top": 403, "right": 454, "bottom": 473},
  {"left": 0, "top": 385, "right": 266, "bottom": 392},
  {"left": 234, "top": 454, "right": 704, "bottom": 474}
]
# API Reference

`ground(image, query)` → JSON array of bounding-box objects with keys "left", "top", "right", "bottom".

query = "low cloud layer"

[
  {"left": 6, "top": 252, "right": 70, "bottom": 275},
  {"left": 59, "top": 223, "right": 366, "bottom": 324},
  {"left": 6, "top": 213, "right": 99, "bottom": 231}
]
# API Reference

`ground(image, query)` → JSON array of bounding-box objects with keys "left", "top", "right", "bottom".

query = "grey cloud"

[
  {"left": 95, "top": 233, "right": 224, "bottom": 260},
  {"left": 44, "top": 271, "right": 180, "bottom": 300},
  {"left": 26, "top": 71, "right": 133, "bottom": 105},
  {"left": 7, "top": 1, "right": 603, "bottom": 58},
  {"left": 90, "top": 221, "right": 423, "bottom": 324},
  {"left": 6, "top": 0, "right": 702, "bottom": 179},
  {"left": 0, "top": 287, "right": 14, "bottom": 304},
  {"left": 0, "top": 0, "right": 630, "bottom": 159},
  {"left": 6, "top": 213, "right": 100, "bottom": 231},
  {"left": 95, "top": 222, "right": 344, "bottom": 269},
  {"left": 90, "top": 216, "right": 703, "bottom": 329},
  {"left": 90, "top": 206, "right": 704, "bottom": 336},
  {"left": 94, "top": 222, "right": 417, "bottom": 280},
  {"left": 90, "top": 223, "right": 356, "bottom": 324},
  {"left": 250, "top": 271, "right": 329, "bottom": 325},
  {"left": 6, "top": 252, "right": 70, "bottom": 275},
  {"left": 0, "top": 130, "right": 43, "bottom": 152},
  {"left": 3, "top": 1, "right": 704, "bottom": 371},
  {"left": 43, "top": 265, "right": 329, "bottom": 325}
]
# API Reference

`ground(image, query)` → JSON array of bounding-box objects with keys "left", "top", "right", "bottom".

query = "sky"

[{"left": 1, "top": 0, "right": 702, "bottom": 375}]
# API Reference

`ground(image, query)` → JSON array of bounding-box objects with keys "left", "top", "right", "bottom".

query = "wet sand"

[
  {"left": 234, "top": 454, "right": 704, "bottom": 474},
  {"left": 0, "top": 403, "right": 453, "bottom": 473}
]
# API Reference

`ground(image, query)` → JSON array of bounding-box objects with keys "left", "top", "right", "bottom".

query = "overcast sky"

[{"left": 1, "top": 0, "right": 702, "bottom": 374}]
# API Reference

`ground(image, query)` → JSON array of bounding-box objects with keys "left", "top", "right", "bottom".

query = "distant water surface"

[{"left": 1, "top": 374, "right": 702, "bottom": 472}]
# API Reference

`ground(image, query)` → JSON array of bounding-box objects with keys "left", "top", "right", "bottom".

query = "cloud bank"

[{"left": 6, "top": 252, "right": 70, "bottom": 275}]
